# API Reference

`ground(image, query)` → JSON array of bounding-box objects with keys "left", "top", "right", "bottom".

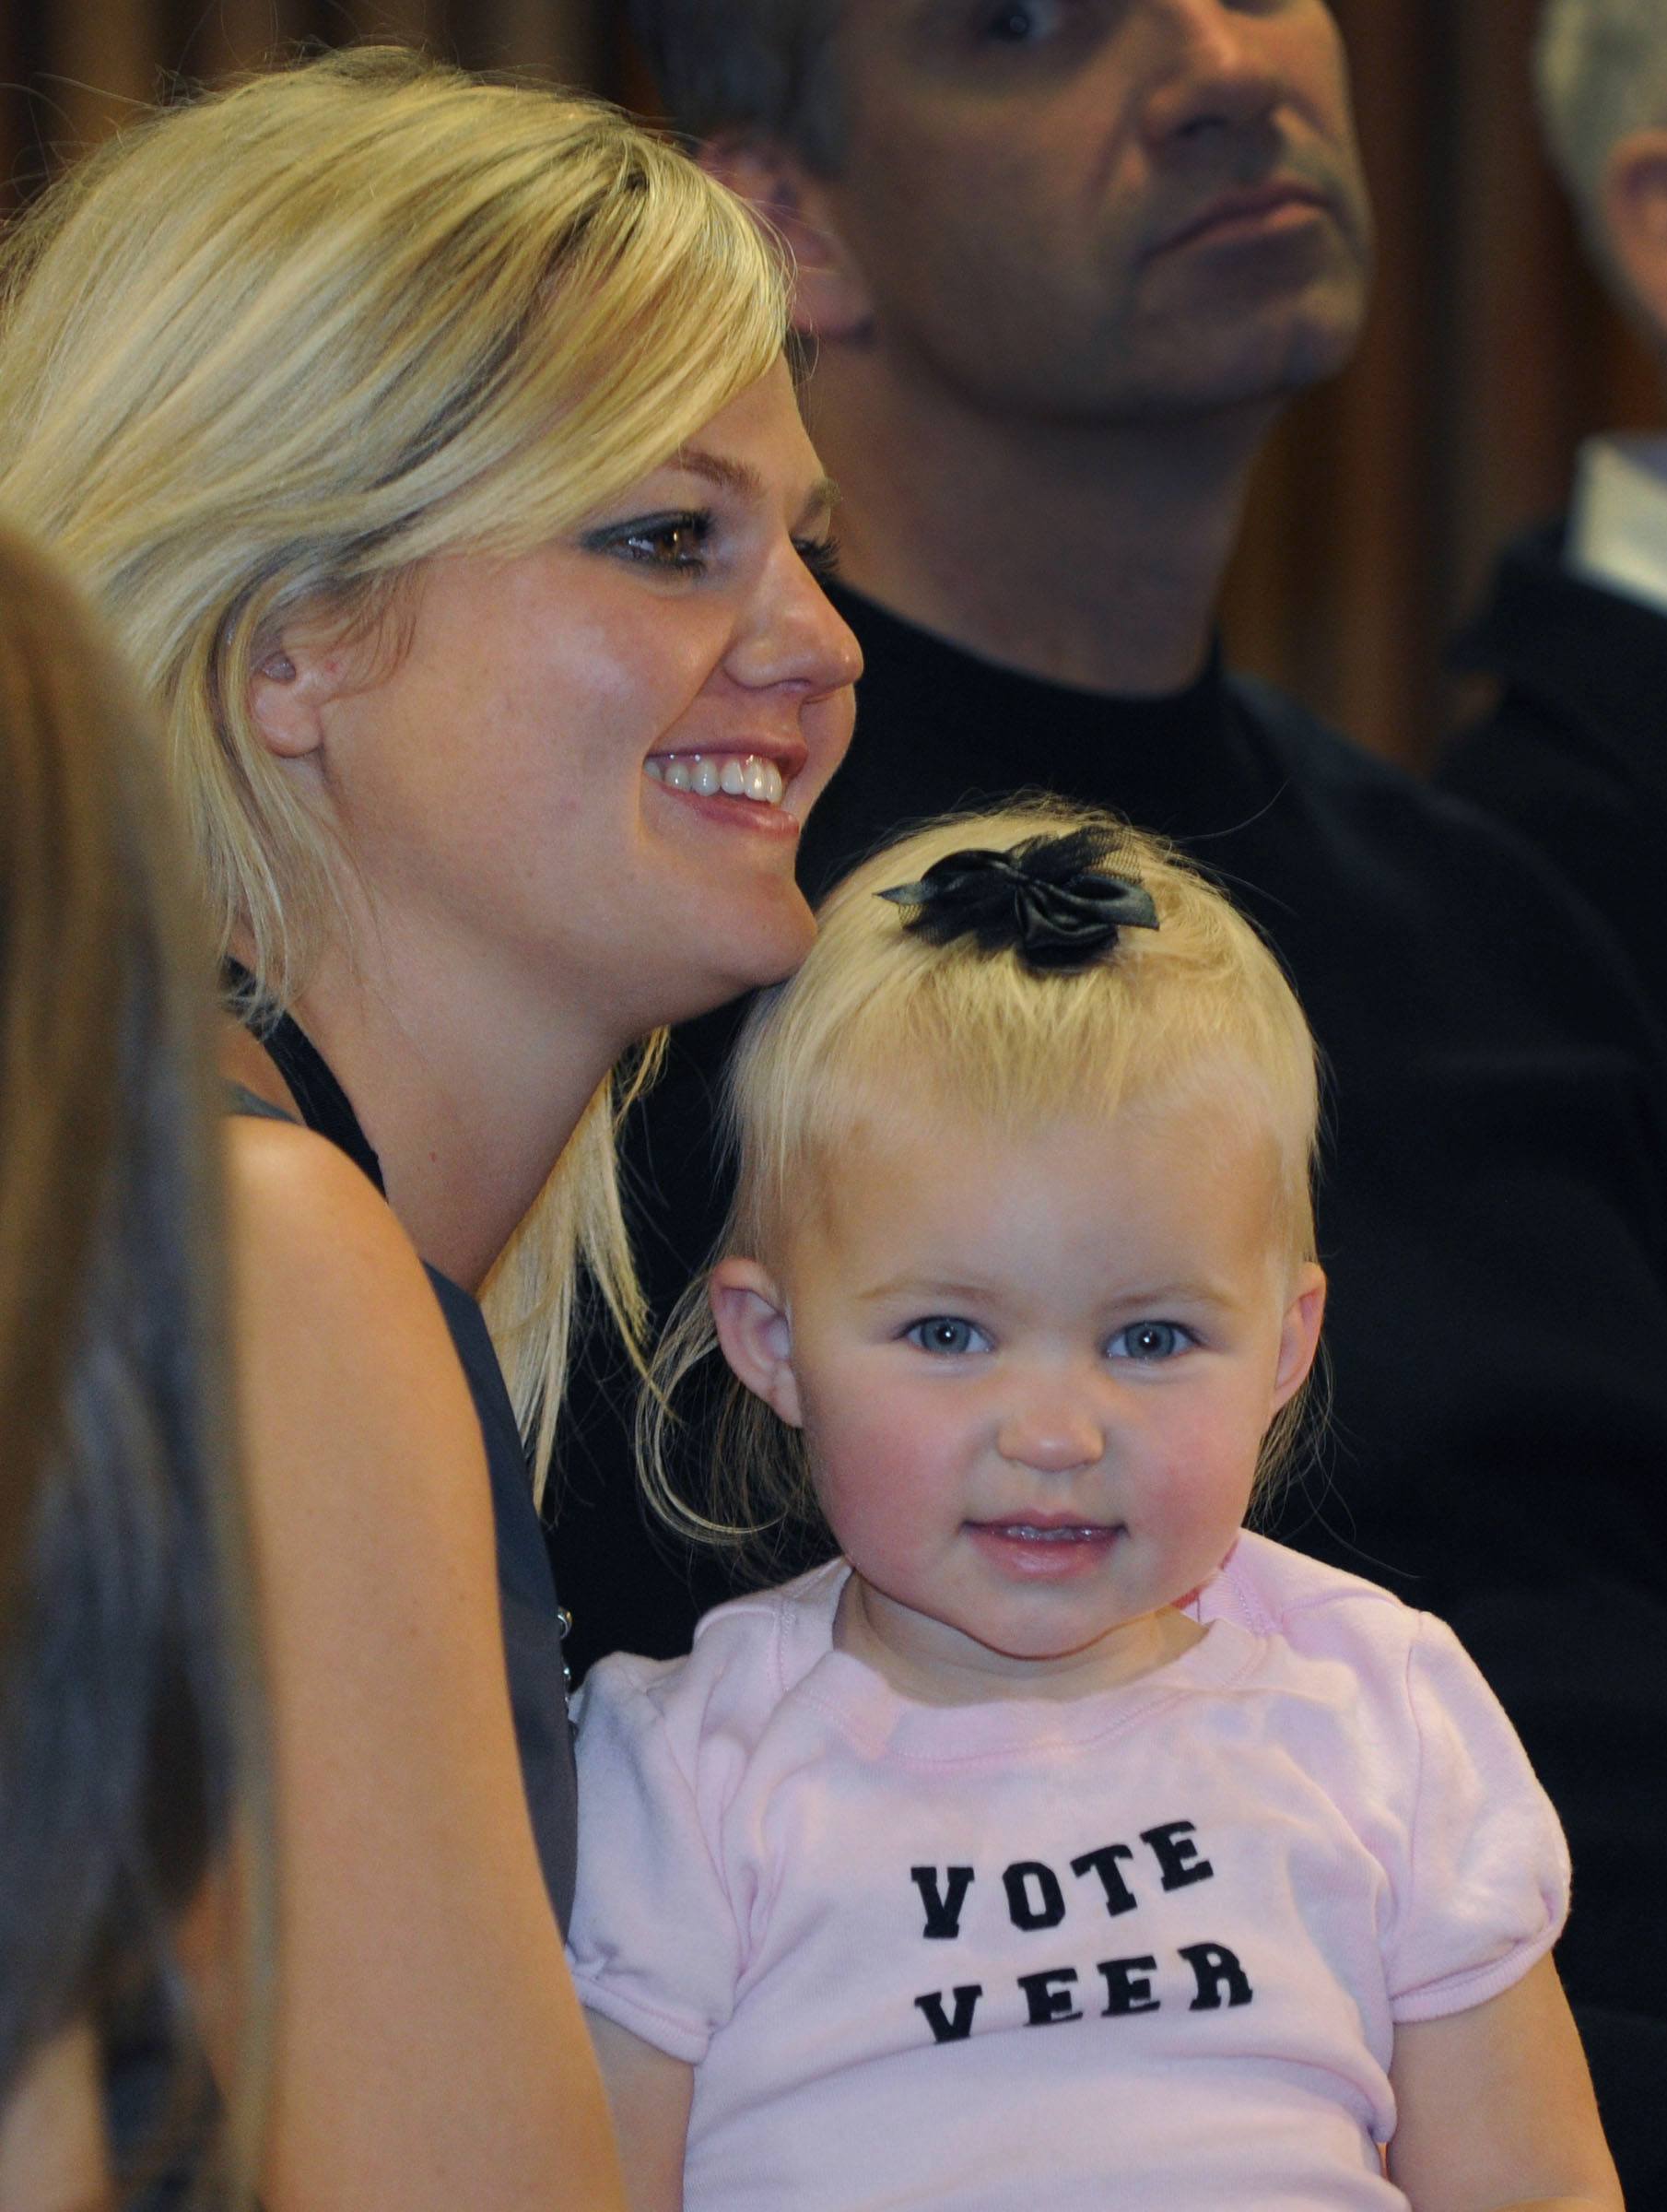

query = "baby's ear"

[
  {"left": 710, "top": 1258, "right": 803, "bottom": 1428},
  {"left": 1272, "top": 1263, "right": 1327, "bottom": 1411}
]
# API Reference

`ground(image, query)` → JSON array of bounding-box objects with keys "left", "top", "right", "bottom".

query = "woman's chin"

[{"left": 671, "top": 889, "right": 818, "bottom": 1027}]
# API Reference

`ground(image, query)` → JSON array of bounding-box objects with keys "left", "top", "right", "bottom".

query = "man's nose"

[{"left": 1139, "top": 1, "right": 1285, "bottom": 151}]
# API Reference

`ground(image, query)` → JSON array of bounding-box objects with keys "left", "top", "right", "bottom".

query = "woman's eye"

[
  {"left": 906, "top": 1316, "right": 988, "bottom": 1356},
  {"left": 795, "top": 535, "right": 841, "bottom": 585},
  {"left": 1109, "top": 1321, "right": 1191, "bottom": 1362},
  {"left": 596, "top": 511, "right": 713, "bottom": 572}
]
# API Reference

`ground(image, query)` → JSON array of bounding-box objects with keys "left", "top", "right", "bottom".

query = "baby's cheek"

[
  {"left": 808, "top": 1408, "right": 945, "bottom": 1560},
  {"left": 1131, "top": 1418, "right": 1259, "bottom": 1528}
]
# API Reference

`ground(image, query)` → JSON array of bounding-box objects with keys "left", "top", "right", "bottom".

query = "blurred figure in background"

[
  {"left": 1442, "top": 0, "right": 1667, "bottom": 1023},
  {"left": 0, "top": 524, "right": 267, "bottom": 2206}
]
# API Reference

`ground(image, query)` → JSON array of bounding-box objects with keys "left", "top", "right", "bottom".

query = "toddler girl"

[{"left": 568, "top": 805, "right": 1618, "bottom": 2212}]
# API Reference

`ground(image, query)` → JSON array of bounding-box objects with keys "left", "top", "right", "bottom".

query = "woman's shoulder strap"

[{"left": 225, "top": 1079, "right": 299, "bottom": 1126}]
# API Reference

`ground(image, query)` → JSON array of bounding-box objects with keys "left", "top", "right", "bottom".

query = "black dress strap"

[
  {"left": 218, "top": 960, "right": 580, "bottom": 1925},
  {"left": 222, "top": 959, "right": 384, "bottom": 1195}
]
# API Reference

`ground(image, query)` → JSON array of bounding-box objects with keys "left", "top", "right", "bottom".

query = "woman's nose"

[{"left": 729, "top": 547, "right": 863, "bottom": 698}]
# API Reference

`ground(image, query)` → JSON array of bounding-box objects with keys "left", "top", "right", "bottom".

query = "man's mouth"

[{"left": 1151, "top": 181, "right": 1331, "bottom": 260}]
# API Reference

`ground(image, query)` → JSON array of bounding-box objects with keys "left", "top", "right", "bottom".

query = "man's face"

[{"left": 815, "top": 0, "right": 1373, "bottom": 425}]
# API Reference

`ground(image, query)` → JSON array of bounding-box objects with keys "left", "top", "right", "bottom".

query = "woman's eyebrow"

[
  {"left": 674, "top": 445, "right": 763, "bottom": 497},
  {"left": 674, "top": 445, "right": 839, "bottom": 523}
]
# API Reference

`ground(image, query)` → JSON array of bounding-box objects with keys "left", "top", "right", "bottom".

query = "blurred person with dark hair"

[
  {"left": 0, "top": 524, "right": 268, "bottom": 2208},
  {"left": 553, "top": 8, "right": 1667, "bottom": 2194},
  {"left": 1442, "top": 0, "right": 1667, "bottom": 1024}
]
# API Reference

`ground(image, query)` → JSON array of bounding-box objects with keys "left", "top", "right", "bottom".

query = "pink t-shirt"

[{"left": 568, "top": 1534, "right": 1568, "bottom": 2211}]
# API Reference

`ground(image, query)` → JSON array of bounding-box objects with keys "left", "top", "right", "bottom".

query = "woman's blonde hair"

[
  {"left": 0, "top": 524, "right": 270, "bottom": 2202},
  {"left": 642, "top": 800, "right": 1324, "bottom": 1571},
  {"left": 0, "top": 46, "right": 792, "bottom": 1500}
]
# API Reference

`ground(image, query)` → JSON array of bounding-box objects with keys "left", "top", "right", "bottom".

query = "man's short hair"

[
  {"left": 628, "top": 0, "right": 848, "bottom": 172},
  {"left": 1537, "top": 0, "right": 1667, "bottom": 249}
]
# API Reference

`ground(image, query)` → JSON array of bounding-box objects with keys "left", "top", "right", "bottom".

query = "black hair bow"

[{"left": 877, "top": 828, "right": 1159, "bottom": 973}]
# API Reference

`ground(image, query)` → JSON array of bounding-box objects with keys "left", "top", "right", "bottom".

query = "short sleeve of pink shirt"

[
  {"left": 1195, "top": 1531, "right": 1570, "bottom": 2021},
  {"left": 1383, "top": 1612, "right": 1570, "bottom": 2018},
  {"left": 566, "top": 1644, "right": 746, "bottom": 2061}
]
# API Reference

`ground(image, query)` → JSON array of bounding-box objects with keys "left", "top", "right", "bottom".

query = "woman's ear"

[
  {"left": 710, "top": 1257, "right": 804, "bottom": 1428},
  {"left": 247, "top": 632, "right": 340, "bottom": 761},
  {"left": 700, "top": 135, "right": 873, "bottom": 344},
  {"left": 1272, "top": 1263, "right": 1327, "bottom": 1412}
]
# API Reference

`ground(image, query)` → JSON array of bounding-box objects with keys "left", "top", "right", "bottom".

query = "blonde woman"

[
  {"left": 0, "top": 48, "right": 859, "bottom": 2210},
  {"left": 0, "top": 525, "right": 267, "bottom": 2208}
]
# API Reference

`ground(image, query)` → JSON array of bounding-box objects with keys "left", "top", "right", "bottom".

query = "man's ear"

[
  {"left": 1272, "top": 1263, "right": 1327, "bottom": 1412},
  {"left": 1603, "top": 129, "right": 1667, "bottom": 344},
  {"left": 701, "top": 135, "right": 873, "bottom": 343},
  {"left": 247, "top": 629, "right": 350, "bottom": 761},
  {"left": 710, "top": 1257, "right": 804, "bottom": 1428}
]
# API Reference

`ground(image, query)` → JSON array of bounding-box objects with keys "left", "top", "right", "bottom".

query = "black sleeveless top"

[
  {"left": 106, "top": 1006, "right": 579, "bottom": 2206},
  {"left": 227, "top": 996, "right": 579, "bottom": 1924}
]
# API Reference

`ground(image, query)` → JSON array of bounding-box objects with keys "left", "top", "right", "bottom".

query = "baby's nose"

[{"left": 996, "top": 1395, "right": 1105, "bottom": 1475}]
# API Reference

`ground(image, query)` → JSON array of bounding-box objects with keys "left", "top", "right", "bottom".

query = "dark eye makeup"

[
  {"left": 583, "top": 507, "right": 841, "bottom": 585},
  {"left": 583, "top": 509, "right": 714, "bottom": 571}
]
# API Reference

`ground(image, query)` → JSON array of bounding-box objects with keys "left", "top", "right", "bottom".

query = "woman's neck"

[{"left": 225, "top": 921, "right": 622, "bottom": 1293}]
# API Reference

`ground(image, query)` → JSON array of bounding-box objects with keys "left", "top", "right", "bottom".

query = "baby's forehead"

[
  {"left": 809, "top": 1048, "right": 1292, "bottom": 1153},
  {"left": 761, "top": 1097, "right": 1297, "bottom": 1326},
  {"left": 789, "top": 1079, "right": 1287, "bottom": 1214}
]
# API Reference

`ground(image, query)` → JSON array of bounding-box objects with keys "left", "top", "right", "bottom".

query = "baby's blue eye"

[
  {"left": 906, "top": 1316, "right": 987, "bottom": 1356},
  {"left": 1109, "top": 1321, "right": 1191, "bottom": 1362}
]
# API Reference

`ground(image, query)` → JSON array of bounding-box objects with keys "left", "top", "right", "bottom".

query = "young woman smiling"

[{"left": 0, "top": 47, "right": 859, "bottom": 2210}]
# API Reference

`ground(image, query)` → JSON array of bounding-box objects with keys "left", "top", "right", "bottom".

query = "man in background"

[
  {"left": 554, "top": 10, "right": 1667, "bottom": 2183},
  {"left": 1443, "top": 0, "right": 1667, "bottom": 1023}
]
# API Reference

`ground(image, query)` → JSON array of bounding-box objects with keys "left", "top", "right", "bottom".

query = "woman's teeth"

[{"left": 645, "top": 753, "right": 785, "bottom": 806}]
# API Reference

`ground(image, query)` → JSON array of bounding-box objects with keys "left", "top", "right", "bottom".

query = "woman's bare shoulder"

[
  {"left": 227, "top": 1110, "right": 428, "bottom": 1294},
  {"left": 223, "top": 1111, "right": 488, "bottom": 1527}
]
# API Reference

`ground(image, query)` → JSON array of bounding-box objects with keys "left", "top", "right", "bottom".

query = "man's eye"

[
  {"left": 906, "top": 1316, "right": 987, "bottom": 1356},
  {"left": 1109, "top": 1321, "right": 1191, "bottom": 1362},
  {"left": 979, "top": 0, "right": 1066, "bottom": 44}
]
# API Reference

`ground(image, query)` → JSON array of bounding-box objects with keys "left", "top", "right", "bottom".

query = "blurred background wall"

[{"left": 0, "top": 0, "right": 1656, "bottom": 767}]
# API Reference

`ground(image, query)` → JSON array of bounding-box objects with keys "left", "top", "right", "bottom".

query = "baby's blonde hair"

[
  {"left": 643, "top": 801, "right": 1324, "bottom": 1567},
  {"left": 0, "top": 47, "right": 792, "bottom": 1500}
]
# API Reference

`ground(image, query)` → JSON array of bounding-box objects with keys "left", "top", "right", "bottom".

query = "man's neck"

[{"left": 804, "top": 350, "right": 1274, "bottom": 696}]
